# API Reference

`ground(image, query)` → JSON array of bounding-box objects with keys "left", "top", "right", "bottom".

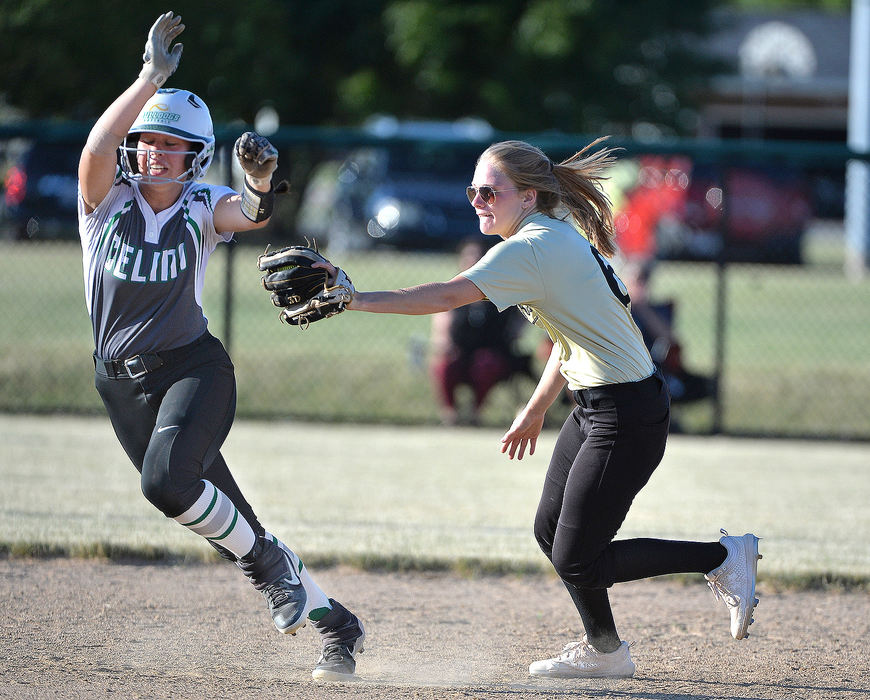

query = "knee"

[
  {"left": 533, "top": 518, "right": 554, "bottom": 561},
  {"left": 140, "top": 466, "right": 184, "bottom": 516},
  {"left": 141, "top": 450, "right": 201, "bottom": 518},
  {"left": 550, "top": 550, "right": 609, "bottom": 588}
]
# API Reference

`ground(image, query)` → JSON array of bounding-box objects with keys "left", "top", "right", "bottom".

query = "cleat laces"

[
  {"left": 553, "top": 638, "right": 612, "bottom": 665},
  {"left": 559, "top": 640, "right": 593, "bottom": 662},
  {"left": 706, "top": 573, "right": 740, "bottom": 607},
  {"left": 320, "top": 643, "right": 350, "bottom": 662},
  {"left": 549, "top": 638, "right": 634, "bottom": 663},
  {"left": 263, "top": 576, "right": 296, "bottom": 608}
]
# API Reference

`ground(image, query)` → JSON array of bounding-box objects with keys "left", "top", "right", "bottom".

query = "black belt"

[
  {"left": 96, "top": 353, "right": 164, "bottom": 379},
  {"left": 94, "top": 333, "right": 210, "bottom": 379},
  {"left": 573, "top": 370, "right": 662, "bottom": 409}
]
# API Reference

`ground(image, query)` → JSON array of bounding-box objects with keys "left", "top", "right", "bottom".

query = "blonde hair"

[{"left": 478, "top": 137, "right": 619, "bottom": 257}]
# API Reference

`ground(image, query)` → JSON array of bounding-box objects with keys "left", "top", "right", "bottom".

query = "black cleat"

[
  {"left": 238, "top": 537, "right": 307, "bottom": 634},
  {"left": 312, "top": 599, "right": 366, "bottom": 680}
]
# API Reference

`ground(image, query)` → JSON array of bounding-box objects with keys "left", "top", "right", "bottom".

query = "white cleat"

[
  {"left": 529, "top": 636, "right": 635, "bottom": 678},
  {"left": 705, "top": 529, "right": 762, "bottom": 640}
]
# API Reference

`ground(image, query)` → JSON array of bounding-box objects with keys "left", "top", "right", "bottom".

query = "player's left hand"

[
  {"left": 500, "top": 408, "right": 544, "bottom": 460},
  {"left": 235, "top": 132, "right": 278, "bottom": 186}
]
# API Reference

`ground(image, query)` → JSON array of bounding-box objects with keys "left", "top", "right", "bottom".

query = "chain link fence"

[{"left": 1, "top": 127, "right": 867, "bottom": 440}]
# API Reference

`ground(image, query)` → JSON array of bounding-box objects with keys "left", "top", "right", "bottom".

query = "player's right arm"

[
  {"left": 79, "top": 80, "right": 158, "bottom": 213},
  {"left": 350, "top": 275, "right": 485, "bottom": 315},
  {"left": 79, "top": 12, "right": 184, "bottom": 213},
  {"left": 312, "top": 260, "right": 485, "bottom": 314}
]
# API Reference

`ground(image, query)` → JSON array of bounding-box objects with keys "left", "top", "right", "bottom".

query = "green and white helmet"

[{"left": 120, "top": 88, "right": 216, "bottom": 182}]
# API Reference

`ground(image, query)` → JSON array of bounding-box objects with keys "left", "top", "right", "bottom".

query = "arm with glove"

[
  {"left": 257, "top": 250, "right": 486, "bottom": 328},
  {"left": 214, "top": 131, "right": 287, "bottom": 233}
]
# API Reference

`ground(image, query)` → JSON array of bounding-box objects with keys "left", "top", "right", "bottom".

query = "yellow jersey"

[{"left": 462, "top": 212, "right": 654, "bottom": 389}]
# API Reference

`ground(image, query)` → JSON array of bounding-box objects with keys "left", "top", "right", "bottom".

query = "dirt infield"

[{"left": 1, "top": 558, "right": 867, "bottom": 699}]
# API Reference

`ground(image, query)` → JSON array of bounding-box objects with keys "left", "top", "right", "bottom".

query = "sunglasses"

[{"left": 466, "top": 185, "right": 519, "bottom": 205}]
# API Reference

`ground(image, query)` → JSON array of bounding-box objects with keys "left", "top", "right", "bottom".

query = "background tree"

[
  {"left": 0, "top": 0, "right": 809, "bottom": 136},
  {"left": 0, "top": 0, "right": 395, "bottom": 125},
  {"left": 381, "top": 0, "right": 726, "bottom": 136}
]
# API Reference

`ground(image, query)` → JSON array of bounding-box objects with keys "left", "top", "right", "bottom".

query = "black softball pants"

[
  {"left": 533, "top": 370, "right": 724, "bottom": 647},
  {"left": 94, "top": 332, "right": 262, "bottom": 534}
]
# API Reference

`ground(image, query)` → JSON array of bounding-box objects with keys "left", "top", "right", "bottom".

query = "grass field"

[
  {"left": 1, "top": 236, "right": 869, "bottom": 438},
  {"left": 2, "top": 413, "right": 868, "bottom": 588}
]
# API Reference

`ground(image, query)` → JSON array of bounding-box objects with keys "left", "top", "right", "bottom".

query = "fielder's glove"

[
  {"left": 139, "top": 12, "right": 185, "bottom": 88},
  {"left": 258, "top": 246, "right": 355, "bottom": 327}
]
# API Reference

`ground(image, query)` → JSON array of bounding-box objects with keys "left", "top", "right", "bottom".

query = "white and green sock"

[
  {"left": 264, "top": 531, "right": 332, "bottom": 621},
  {"left": 174, "top": 480, "right": 256, "bottom": 558}
]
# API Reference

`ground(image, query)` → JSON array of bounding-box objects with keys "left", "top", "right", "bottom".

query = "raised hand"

[
  {"left": 235, "top": 132, "right": 278, "bottom": 187},
  {"left": 139, "top": 11, "right": 185, "bottom": 87}
]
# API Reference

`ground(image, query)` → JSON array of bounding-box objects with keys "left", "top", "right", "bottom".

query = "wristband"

[{"left": 240, "top": 179, "right": 275, "bottom": 223}]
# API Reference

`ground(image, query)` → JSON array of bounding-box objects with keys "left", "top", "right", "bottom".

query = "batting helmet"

[{"left": 120, "top": 88, "right": 216, "bottom": 183}]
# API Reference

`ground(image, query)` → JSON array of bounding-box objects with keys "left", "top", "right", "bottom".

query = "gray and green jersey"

[
  {"left": 78, "top": 173, "right": 234, "bottom": 359},
  {"left": 462, "top": 212, "right": 654, "bottom": 390}
]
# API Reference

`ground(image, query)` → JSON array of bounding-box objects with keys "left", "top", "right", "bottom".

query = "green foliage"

[
  {"left": 0, "top": 0, "right": 396, "bottom": 125},
  {"left": 0, "top": 0, "right": 726, "bottom": 134},
  {"left": 731, "top": 0, "right": 848, "bottom": 9},
  {"left": 380, "top": 0, "right": 726, "bottom": 134}
]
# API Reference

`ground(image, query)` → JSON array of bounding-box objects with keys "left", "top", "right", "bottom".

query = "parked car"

[
  {"left": 2, "top": 140, "right": 81, "bottom": 240},
  {"left": 676, "top": 162, "right": 813, "bottom": 264},
  {"left": 296, "top": 118, "right": 493, "bottom": 252}
]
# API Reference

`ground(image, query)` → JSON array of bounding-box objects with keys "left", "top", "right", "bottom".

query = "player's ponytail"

[
  {"left": 480, "top": 137, "right": 618, "bottom": 257},
  {"left": 553, "top": 137, "right": 619, "bottom": 257}
]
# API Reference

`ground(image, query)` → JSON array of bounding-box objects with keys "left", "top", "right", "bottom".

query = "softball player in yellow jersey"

[{"left": 339, "top": 138, "right": 761, "bottom": 678}]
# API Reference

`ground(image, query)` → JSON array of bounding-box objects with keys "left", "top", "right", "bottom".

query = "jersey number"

[{"left": 590, "top": 246, "right": 631, "bottom": 307}]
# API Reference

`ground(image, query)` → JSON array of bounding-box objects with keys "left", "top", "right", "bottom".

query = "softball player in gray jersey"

[
  {"left": 324, "top": 138, "right": 761, "bottom": 678},
  {"left": 77, "top": 12, "right": 363, "bottom": 681}
]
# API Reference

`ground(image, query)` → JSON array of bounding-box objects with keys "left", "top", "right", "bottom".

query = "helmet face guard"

[
  {"left": 120, "top": 88, "right": 216, "bottom": 183},
  {"left": 121, "top": 139, "right": 205, "bottom": 184}
]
